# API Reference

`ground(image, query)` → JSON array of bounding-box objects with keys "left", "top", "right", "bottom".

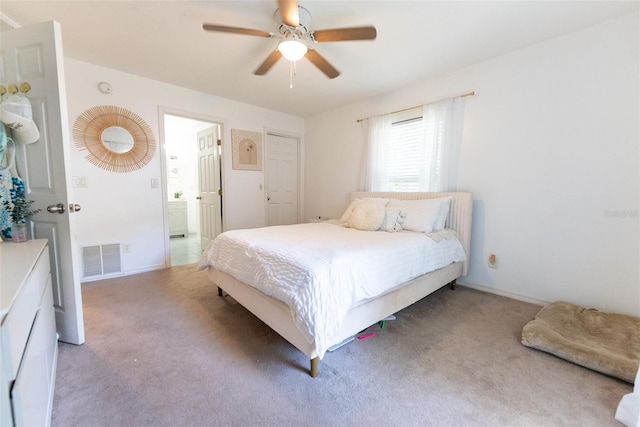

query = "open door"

[
  {"left": 2, "top": 21, "right": 85, "bottom": 344},
  {"left": 197, "top": 125, "right": 222, "bottom": 251}
]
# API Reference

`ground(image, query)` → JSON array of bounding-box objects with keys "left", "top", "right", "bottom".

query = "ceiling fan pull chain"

[{"left": 289, "top": 60, "right": 296, "bottom": 89}]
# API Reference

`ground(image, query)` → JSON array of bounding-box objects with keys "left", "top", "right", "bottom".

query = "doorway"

[{"left": 163, "top": 113, "right": 222, "bottom": 266}]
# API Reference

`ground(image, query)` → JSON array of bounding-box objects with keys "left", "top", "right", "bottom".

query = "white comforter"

[{"left": 199, "top": 222, "right": 466, "bottom": 358}]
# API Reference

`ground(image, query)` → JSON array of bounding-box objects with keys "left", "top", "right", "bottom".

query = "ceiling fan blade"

[
  {"left": 312, "top": 26, "right": 377, "bottom": 42},
  {"left": 254, "top": 49, "right": 283, "bottom": 75},
  {"left": 277, "top": 0, "right": 300, "bottom": 27},
  {"left": 203, "top": 24, "right": 272, "bottom": 38},
  {"left": 305, "top": 49, "right": 340, "bottom": 79}
]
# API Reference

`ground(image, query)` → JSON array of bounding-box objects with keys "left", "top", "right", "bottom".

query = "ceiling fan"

[{"left": 202, "top": 0, "right": 377, "bottom": 79}]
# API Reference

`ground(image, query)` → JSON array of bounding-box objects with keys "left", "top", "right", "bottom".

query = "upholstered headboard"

[{"left": 351, "top": 191, "right": 473, "bottom": 276}]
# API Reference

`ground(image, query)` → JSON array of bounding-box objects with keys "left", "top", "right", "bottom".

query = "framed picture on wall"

[{"left": 231, "top": 129, "right": 262, "bottom": 171}]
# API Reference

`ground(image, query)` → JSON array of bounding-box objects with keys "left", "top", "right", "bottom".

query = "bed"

[{"left": 199, "top": 191, "right": 473, "bottom": 377}]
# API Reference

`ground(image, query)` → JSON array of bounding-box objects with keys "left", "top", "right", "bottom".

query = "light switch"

[{"left": 73, "top": 176, "right": 87, "bottom": 188}]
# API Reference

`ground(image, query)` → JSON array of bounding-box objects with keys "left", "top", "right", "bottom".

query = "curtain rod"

[{"left": 356, "top": 91, "right": 475, "bottom": 123}]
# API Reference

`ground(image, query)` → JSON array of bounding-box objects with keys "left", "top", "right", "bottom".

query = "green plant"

[{"left": 3, "top": 195, "right": 41, "bottom": 224}]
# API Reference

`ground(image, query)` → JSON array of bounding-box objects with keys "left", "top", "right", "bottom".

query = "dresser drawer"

[
  {"left": 11, "top": 281, "right": 57, "bottom": 427},
  {"left": 1, "top": 251, "right": 51, "bottom": 380}
]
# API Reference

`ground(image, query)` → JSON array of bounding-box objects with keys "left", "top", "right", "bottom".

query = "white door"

[
  {"left": 2, "top": 21, "right": 85, "bottom": 344},
  {"left": 265, "top": 133, "right": 298, "bottom": 226},
  {"left": 197, "top": 126, "right": 222, "bottom": 251}
]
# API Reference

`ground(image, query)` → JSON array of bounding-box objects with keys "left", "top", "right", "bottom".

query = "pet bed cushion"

[{"left": 521, "top": 301, "right": 640, "bottom": 384}]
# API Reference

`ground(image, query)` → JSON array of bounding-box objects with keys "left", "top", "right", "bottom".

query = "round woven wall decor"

[{"left": 73, "top": 105, "right": 156, "bottom": 173}]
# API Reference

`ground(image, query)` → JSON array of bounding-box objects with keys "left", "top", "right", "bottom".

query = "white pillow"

[
  {"left": 349, "top": 199, "right": 386, "bottom": 231},
  {"left": 340, "top": 198, "right": 388, "bottom": 227},
  {"left": 387, "top": 197, "right": 450, "bottom": 233},
  {"left": 380, "top": 207, "right": 404, "bottom": 232},
  {"left": 340, "top": 198, "right": 360, "bottom": 225},
  {"left": 432, "top": 196, "right": 452, "bottom": 232}
]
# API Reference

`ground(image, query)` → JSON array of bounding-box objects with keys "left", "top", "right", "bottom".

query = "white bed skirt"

[{"left": 209, "top": 261, "right": 463, "bottom": 360}]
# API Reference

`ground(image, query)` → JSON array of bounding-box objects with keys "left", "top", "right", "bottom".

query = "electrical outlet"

[
  {"left": 122, "top": 243, "right": 131, "bottom": 253},
  {"left": 488, "top": 254, "right": 498, "bottom": 268}
]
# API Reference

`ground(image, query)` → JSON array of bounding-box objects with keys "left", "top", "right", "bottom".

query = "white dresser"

[{"left": 0, "top": 239, "right": 58, "bottom": 426}]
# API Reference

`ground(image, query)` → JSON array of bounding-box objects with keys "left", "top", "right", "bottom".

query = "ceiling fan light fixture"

[{"left": 278, "top": 40, "right": 307, "bottom": 61}]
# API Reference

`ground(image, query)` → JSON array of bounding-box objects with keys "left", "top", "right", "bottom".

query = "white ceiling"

[{"left": 1, "top": 1, "right": 638, "bottom": 117}]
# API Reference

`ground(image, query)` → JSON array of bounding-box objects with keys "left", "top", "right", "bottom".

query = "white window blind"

[{"left": 385, "top": 117, "right": 424, "bottom": 192}]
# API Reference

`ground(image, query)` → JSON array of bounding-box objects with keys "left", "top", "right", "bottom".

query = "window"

[
  {"left": 385, "top": 117, "right": 424, "bottom": 191},
  {"left": 384, "top": 107, "right": 443, "bottom": 191},
  {"left": 365, "top": 97, "right": 465, "bottom": 193}
]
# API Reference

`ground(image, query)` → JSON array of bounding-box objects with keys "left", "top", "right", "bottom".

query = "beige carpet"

[{"left": 52, "top": 264, "right": 633, "bottom": 426}]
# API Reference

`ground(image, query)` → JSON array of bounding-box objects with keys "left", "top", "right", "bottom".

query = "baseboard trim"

[
  {"left": 80, "top": 271, "right": 124, "bottom": 283},
  {"left": 124, "top": 264, "right": 167, "bottom": 276},
  {"left": 80, "top": 264, "right": 166, "bottom": 283},
  {"left": 457, "top": 280, "right": 549, "bottom": 307}
]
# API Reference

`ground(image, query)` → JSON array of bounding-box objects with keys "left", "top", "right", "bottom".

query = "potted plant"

[{"left": 2, "top": 193, "right": 40, "bottom": 243}]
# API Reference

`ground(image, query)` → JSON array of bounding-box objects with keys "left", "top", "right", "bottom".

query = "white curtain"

[
  {"left": 363, "top": 96, "right": 466, "bottom": 192},
  {"left": 421, "top": 97, "right": 466, "bottom": 191},
  {"left": 364, "top": 113, "right": 391, "bottom": 191}
]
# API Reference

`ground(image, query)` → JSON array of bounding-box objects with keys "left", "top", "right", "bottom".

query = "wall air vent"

[{"left": 81, "top": 244, "right": 122, "bottom": 280}]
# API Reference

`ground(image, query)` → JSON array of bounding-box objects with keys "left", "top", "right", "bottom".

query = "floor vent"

[{"left": 81, "top": 244, "right": 122, "bottom": 279}]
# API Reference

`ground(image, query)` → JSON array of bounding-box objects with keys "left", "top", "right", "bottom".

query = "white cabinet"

[
  {"left": 1, "top": 240, "right": 57, "bottom": 427},
  {"left": 168, "top": 201, "right": 188, "bottom": 237}
]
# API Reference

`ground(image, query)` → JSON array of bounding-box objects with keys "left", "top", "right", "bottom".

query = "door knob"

[
  {"left": 267, "top": 197, "right": 270, "bottom": 201},
  {"left": 47, "top": 203, "right": 66, "bottom": 214},
  {"left": 196, "top": 197, "right": 202, "bottom": 200},
  {"left": 69, "top": 204, "right": 81, "bottom": 213}
]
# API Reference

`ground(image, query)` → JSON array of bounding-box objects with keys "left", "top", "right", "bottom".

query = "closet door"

[{"left": 265, "top": 133, "right": 299, "bottom": 226}]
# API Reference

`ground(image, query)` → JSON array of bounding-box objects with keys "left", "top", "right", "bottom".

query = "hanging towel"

[{"left": 0, "top": 120, "right": 24, "bottom": 240}]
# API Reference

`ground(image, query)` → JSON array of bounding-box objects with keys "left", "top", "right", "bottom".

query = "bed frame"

[{"left": 207, "top": 191, "right": 473, "bottom": 377}]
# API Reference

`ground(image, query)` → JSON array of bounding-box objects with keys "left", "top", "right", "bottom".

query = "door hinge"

[
  {"left": 218, "top": 189, "right": 222, "bottom": 196},
  {"left": 217, "top": 139, "right": 221, "bottom": 146}
]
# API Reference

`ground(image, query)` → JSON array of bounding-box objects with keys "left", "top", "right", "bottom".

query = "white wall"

[
  {"left": 65, "top": 59, "right": 304, "bottom": 276},
  {"left": 304, "top": 12, "right": 639, "bottom": 316}
]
